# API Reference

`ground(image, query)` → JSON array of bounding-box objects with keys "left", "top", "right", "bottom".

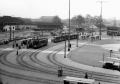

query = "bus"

[{"left": 63, "top": 76, "right": 95, "bottom": 84}]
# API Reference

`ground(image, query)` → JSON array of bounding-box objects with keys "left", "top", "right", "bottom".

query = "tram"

[
  {"left": 21, "top": 37, "right": 48, "bottom": 49},
  {"left": 63, "top": 76, "right": 95, "bottom": 84},
  {"left": 51, "top": 34, "right": 78, "bottom": 43},
  {"left": 107, "top": 26, "right": 120, "bottom": 36}
]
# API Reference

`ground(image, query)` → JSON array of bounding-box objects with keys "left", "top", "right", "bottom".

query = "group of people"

[{"left": 12, "top": 41, "right": 25, "bottom": 55}]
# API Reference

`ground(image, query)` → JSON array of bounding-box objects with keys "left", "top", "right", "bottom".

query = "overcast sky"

[{"left": 0, "top": 0, "right": 119, "bottom": 19}]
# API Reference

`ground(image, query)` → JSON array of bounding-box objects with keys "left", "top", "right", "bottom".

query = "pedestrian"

[
  {"left": 69, "top": 43, "right": 71, "bottom": 48},
  {"left": 16, "top": 43, "right": 18, "bottom": 48},
  {"left": 16, "top": 50, "right": 18, "bottom": 55},
  {"left": 85, "top": 72, "right": 88, "bottom": 79},
  {"left": 19, "top": 45, "right": 21, "bottom": 49}
]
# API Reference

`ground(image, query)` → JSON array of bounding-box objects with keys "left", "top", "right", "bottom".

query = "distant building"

[
  {"left": 3, "top": 25, "right": 37, "bottom": 31},
  {"left": 16, "top": 25, "right": 37, "bottom": 30},
  {"left": 34, "top": 16, "right": 63, "bottom": 31},
  {"left": 3, "top": 25, "right": 16, "bottom": 31}
]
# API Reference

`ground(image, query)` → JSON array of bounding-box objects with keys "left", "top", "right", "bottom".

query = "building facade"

[
  {"left": 3, "top": 25, "right": 37, "bottom": 31},
  {"left": 3, "top": 25, "right": 16, "bottom": 31}
]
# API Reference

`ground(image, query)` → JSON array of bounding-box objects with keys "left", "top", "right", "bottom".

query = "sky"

[{"left": 0, "top": 0, "right": 120, "bottom": 19}]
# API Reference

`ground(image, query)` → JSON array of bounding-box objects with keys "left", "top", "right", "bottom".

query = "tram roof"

[{"left": 64, "top": 76, "right": 95, "bottom": 83}]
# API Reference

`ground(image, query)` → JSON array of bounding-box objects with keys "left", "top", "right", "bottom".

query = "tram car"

[
  {"left": 28, "top": 38, "right": 48, "bottom": 49},
  {"left": 21, "top": 38, "right": 32, "bottom": 45},
  {"left": 51, "top": 34, "right": 78, "bottom": 43},
  {"left": 89, "top": 35, "right": 100, "bottom": 41},
  {"left": 80, "top": 35, "right": 90, "bottom": 40},
  {"left": 107, "top": 26, "right": 120, "bottom": 36},
  {"left": 63, "top": 76, "right": 95, "bottom": 84},
  {"left": 21, "top": 38, "right": 48, "bottom": 49}
]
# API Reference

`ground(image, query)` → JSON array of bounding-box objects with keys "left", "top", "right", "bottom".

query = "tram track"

[
  {"left": 0, "top": 50, "right": 62, "bottom": 84},
  {"left": 30, "top": 47, "right": 85, "bottom": 77},
  {"left": 0, "top": 43, "right": 120, "bottom": 84},
  {"left": 17, "top": 46, "right": 83, "bottom": 77},
  {"left": 17, "top": 51, "right": 58, "bottom": 75}
]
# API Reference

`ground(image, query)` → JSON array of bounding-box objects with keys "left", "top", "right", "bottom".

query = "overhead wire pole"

[
  {"left": 97, "top": 0, "right": 106, "bottom": 40},
  {"left": 68, "top": 0, "right": 71, "bottom": 51},
  {"left": 100, "top": 1, "right": 103, "bottom": 40},
  {"left": 99, "top": 0, "right": 103, "bottom": 40}
]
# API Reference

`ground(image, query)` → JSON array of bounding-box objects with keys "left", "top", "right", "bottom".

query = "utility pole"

[
  {"left": 68, "top": 0, "right": 71, "bottom": 51},
  {"left": 113, "top": 17, "right": 117, "bottom": 27},
  {"left": 99, "top": 1, "right": 103, "bottom": 40},
  {"left": 97, "top": 0, "right": 106, "bottom": 40}
]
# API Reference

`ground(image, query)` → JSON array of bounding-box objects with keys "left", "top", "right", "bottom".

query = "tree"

[
  {"left": 0, "top": 16, "right": 25, "bottom": 31},
  {"left": 84, "top": 14, "right": 96, "bottom": 33},
  {"left": 93, "top": 16, "right": 105, "bottom": 28},
  {"left": 71, "top": 15, "right": 85, "bottom": 27},
  {"left": 85, "top": 14, "right": 96, "bottom": 27},
  {"left": 53, "top": 16, "right": 62, "bottom": 24},
  {"left": 84, "top": 15, "right": 105, "bottom": 33}
]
